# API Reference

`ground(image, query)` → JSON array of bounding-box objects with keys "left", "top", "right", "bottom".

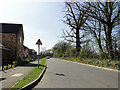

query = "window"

[{"left": 20, "top": 37, "right": 22, "bottom": 43}]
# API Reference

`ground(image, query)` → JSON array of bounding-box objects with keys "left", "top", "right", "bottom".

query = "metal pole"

[{"left": 38, "top": 45, "right": 40, "bottom": 68}]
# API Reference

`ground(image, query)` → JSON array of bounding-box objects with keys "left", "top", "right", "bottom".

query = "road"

[{"left": 34, "top": 58, "right": 118, "bottom": 88}]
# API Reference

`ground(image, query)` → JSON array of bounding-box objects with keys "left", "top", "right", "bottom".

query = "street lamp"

[{"left": 36, "top": 39, "right": 42, "bottom": 68}]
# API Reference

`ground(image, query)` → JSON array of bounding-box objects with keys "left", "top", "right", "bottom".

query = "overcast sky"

[{"left": 0, "top": 1, "right": 66, "bottom": 53}]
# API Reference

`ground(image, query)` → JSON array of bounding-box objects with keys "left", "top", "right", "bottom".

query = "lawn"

[{"left": 11, "top": 57, "right": 46, "bottom": 89}]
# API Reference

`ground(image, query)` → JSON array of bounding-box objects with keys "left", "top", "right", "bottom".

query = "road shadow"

[
  {"left": 18, "top": 62, "right": 39, "bottom": 67},
  {"left": 18, "top": 61, "right": 47, "bottom": 68},
  {"left": 55, "top": 73, "right": 65, "bottom": 76},
  {"left": 0, "top": 78, "right": 6, "bottom": 82},
  {"left": 39, "top": 64, "right": 47, "bottom": 68},
  {"left": 1, "top": 70, "right": 7, "bottom": 73}
]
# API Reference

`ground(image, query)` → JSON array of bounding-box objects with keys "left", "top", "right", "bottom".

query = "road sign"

[
  {"left": 36, "top": 39, "right": 42, "bottom": 68},
  {"left": 36, "top": 39, "right": 42, "bottom": 45}
]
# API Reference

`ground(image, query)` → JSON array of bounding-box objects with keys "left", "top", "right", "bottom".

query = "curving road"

[{"left": 34, "top": 58, "right": 118, "bottom": 88}]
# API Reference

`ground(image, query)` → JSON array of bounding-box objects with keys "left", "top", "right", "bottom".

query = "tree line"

[{"left": 53, "top": 2, "right": 120, "bottom": 60}]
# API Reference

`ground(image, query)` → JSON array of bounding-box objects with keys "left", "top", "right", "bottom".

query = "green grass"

[
  {"left": 35, "top": 58, "right": 44, "bottom": 61},
  {"left": 0, "top": 61, "right": 17, "bottom": 71},
  {"left": 11, "top": 57, "right": 46, "bottom": 89},
  {"left": 54, "top": 57, "right": 119, "bottom": 70}
]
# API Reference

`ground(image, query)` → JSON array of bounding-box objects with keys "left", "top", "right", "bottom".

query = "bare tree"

[
  {"left": 62, "top": 2, "right": 89, "bottom": 56},
  {"left": 85, "top": 2, "right": 120, "bottom": 59},
  {"left": 85, "top": 18, "right": 104, "bottom": 54}
]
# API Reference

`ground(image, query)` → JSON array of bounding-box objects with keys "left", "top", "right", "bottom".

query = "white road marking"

[{"left": 11, "top": 74, "right": 23, "bottom": 77}]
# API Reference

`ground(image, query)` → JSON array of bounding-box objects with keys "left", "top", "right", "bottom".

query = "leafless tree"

[
  {"left": 85, "top": 2, "right": 120, "bottom": 59},
  {"left": 62, "top": 2, "right": 90, "bottom": 56},
  {"left": 85, "top": 18, "right": 104, "bottom": 54}
]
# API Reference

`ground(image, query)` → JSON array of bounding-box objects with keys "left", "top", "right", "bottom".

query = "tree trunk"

[
  {"left": 107, "top": 24, "right": 114, "bottom": 60},
  {"left": 98, "top": 21, "right": 103, "bottom": 54},
  {"left": 103, "top": 24, "right": 109, "bottom": 56},
  {"left": 98, "top": 39, "right": 103, "bottom": 53},
  {"left": 76, "top": 28, "right": 81, "bottom": 56}
]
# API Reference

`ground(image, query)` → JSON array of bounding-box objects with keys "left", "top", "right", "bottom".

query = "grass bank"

[
  {"left": 54, "top": 57, "right": 119, "bottom": 70},
  {"left": 11, "top": 57, "right": 46, "bottom": 89}
]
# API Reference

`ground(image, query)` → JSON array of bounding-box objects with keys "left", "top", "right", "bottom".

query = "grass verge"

[
  {"left": 54, "top": 57, "right": 119, "bottom": 70},
  {"left": 11, "top": 57, "right": 46, "bottom": 89}
]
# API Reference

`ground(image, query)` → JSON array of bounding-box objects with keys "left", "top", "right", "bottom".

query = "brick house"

[
  {"left": 0, "top": 23, "right": 24, "bottom": 62},
  {"left": 23, "top": 45, "right": 37, "bottom": 60},
  {"left": 29, "top": 49, "right": 37, "bottom": 59},
  {"left": 23, "top": 45, "right": 30, "bottom": 58}
]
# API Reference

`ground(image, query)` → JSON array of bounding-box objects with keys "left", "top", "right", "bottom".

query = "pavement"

[
  {"left": 33, "top": 58, "right": 118, "bottom": 88},
  {"left": 0, "top": 61, "right": 40, "bottom": 89}
]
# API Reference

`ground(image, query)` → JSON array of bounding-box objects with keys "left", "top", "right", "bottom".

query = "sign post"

[
  {"left": 38, "top": 45, "right": 40, "bottom": 68},
  {"left": 36, "top": 39, "right": 42, "bottom": 68}
]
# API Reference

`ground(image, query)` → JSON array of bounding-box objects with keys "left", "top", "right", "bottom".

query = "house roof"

[
  {"left": 1, "top": 23, "right": 23, "bottom": 34},
  {"left": 23, "top": 45, "right": 29, "bottom": 49},
  {"left": 29, "top": 49, "right": 37, "bottom": 53}
]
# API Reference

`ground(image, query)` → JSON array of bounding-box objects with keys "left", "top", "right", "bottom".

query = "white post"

[{"left": 38, "top": 45, "right": 40, "bottom": 68}]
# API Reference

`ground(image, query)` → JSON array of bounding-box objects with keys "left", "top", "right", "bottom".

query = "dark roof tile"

[{"left": 1, "top": 23, "right": 23, "bottom": 34}]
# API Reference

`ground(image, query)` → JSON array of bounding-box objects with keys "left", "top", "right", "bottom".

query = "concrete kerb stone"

[{"left": 19, "top": 63, "right": 47, "bottom": 90}]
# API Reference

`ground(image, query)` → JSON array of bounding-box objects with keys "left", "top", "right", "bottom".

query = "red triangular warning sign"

[{"left": 36, "top": 39, "right": 42, "bottom": 45}]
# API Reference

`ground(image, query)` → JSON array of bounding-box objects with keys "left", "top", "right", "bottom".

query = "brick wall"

[
  {"left": 16, "top": 28, "right": 24, "bottom": 60},
  {"left": 0, "top": 33, "right": 17, "bottom": 61},
  {"left": 0, "top": 28, "right": 24, "bottom": 64},
  {"left": 1, "top": 48, "right": 11, "bottom": 65}
]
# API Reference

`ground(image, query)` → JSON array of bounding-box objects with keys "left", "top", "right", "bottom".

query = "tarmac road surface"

[{"left": 34, "top": 58, "right": 118, "bottom": 88}]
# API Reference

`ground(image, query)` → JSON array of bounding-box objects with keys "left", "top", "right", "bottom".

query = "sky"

[
  {"left": 1, "top": 0, "right": 119, "bottom": 54},
  {"left": 0, "top": 0, "right": 66, "bottom": 53}
]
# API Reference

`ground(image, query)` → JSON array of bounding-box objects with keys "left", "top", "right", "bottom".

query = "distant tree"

[
  {"left": 52, "top": 41, "right": 74, "bottom": 57},
  {"left": 64, "top": 44, "right": 75, "bottom": 57},
  {"left": 52, "top": 41, "right": 68, "bottom": 57},
  {"left": 80, "top": 41, "right": 98, "bottom": 58}
]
